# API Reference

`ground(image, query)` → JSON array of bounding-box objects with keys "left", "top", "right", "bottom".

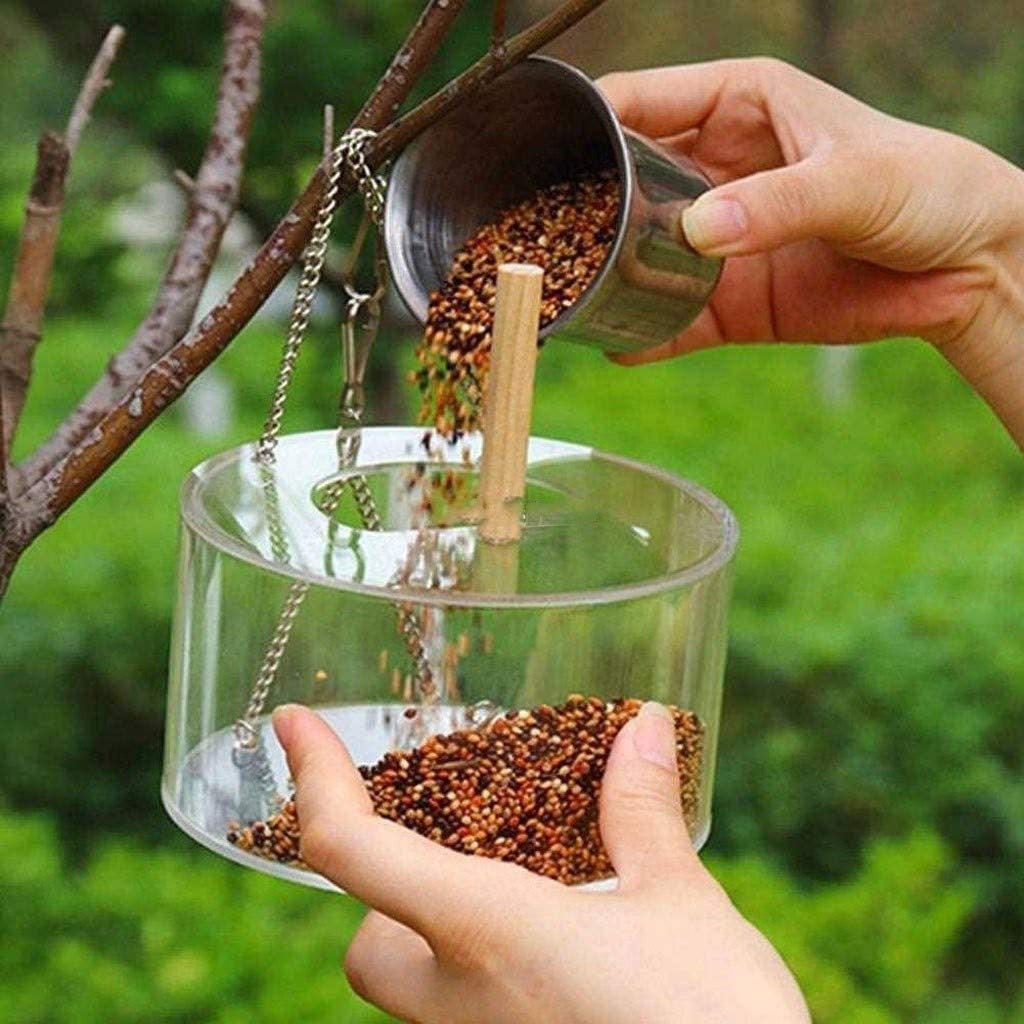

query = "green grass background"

[{"left": 4, "top": 311, "right": 1023, "bottom": 1021}]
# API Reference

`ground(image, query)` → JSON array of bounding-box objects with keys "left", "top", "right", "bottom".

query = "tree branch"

[
  {"left": 18, "top": 0, "right": 266, "bottom": 492},
  {"left": 353, "top": 0, "right": 469, "bottom": 130},
  {"left": 66, "top": 25, "right": 126, "bottom": 157},
  {"left": 370, "top": 0, "right": 605, "bottom": 166},
  {"left": 0, "top": 132, "right": 69, "bottom": 460},
  {"left": 10, "top": 0, "right": 609, "bottom": 568},
  {"left": 0, "top": 26, "right": 124, "bottom": 474},
  {"left": 492, "top": 0, "right": 509, "bottom": 52},
  {"left": 322, "top": 104, "right": 335, "bottom": 160},
  {"left": 19, "top": 0, "right": 458, "bottom": 494}
]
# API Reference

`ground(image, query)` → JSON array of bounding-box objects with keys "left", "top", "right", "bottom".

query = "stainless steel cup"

[{"left": 383, "top": 55, "right": 722, "bottom": 355}]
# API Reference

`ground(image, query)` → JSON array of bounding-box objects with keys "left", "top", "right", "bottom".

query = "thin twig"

[
  {"left": 11, "top": 0, "right": 610, "bottom": 566},
  {"left": 354, "top": 0, "right": 469, "bottom": 129},
  {"left": 18, "top": 0, "right": 266, "bottom": 492},
  {"left": 0, "top": 132, "right": 69, "bottom": 458},
  {"left": 65, "top": 25, "right": 126, "bottom": 157},
  {"left": 0, "top": 25, "right": 123, "bottom": 484},
  {"left": 0, "top": 21, "right": 123, "bottom": 466},
  {"left": 372, "top": 0, "right": 606, "bottom": 168},
  {"left": 172, "top": 169, "right": 196, "bottom": 193},
  {"left": 492, "top": 0, "right": 508, "bottom": 52},
  {"left": 18, "top": 0, "right": 447, "bottom": 494}
]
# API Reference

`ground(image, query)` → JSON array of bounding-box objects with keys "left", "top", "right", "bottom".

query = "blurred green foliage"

[
  {"left": 0, "top": 807, "right": 982, "bottom": 1024},
  {"left": 2, "top": 0, "right": 1024, "bottom": 1021},
  {"left": 4, "top": 317, "right": 1023, "bottom": 1020},
  {"left": 1, "top": 809, "right": 389, "bottom": 1023},
  {"left": 710, "top": 832, "right": 973, "bottom": 1022}
]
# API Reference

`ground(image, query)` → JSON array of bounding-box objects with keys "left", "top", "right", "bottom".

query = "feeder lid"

[{"left": 181, "top": 428, "right": 737, "bottom": 608}]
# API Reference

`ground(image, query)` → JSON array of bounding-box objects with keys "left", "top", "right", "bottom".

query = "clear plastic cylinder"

[{"left": 163, "top": 428, "right": 737, "bottom": 889}]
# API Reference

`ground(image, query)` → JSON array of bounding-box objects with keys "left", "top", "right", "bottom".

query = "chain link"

[
  {"left": 233, "top": 127, "right": 435, "bottom": 779},
  {"left": 236, "top": 127, "right": 384, "bottom": 757},
  {"left": 257, "top": 128, "right": 385, "bottom": 465},
  {"left": 232, "top": 579, "right": 309, "bottom": 750}
]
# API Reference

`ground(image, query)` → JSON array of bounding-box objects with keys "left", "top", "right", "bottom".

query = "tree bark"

[
  {"left": 0, "top": 132, "right": 69, "bottom": 458},
  {"left": 354, "top": 0, "right": 470, "bottom": 129},
  {"left": 0, "top": 26, "right": 125, "bottom": 467},
  {"left": 18, "top": 0, "right": 266, "bottom": 491}
]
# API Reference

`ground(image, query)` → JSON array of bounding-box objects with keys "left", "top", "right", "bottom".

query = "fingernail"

[
  {"left": 271, "top": 703, "right": 302, "bottom": 741},
  {"left": 633, "top": 701, "right": 677, "bottom": 771},
  {"left": 682, "top": 197, "right": 748, "bottom": 254}
]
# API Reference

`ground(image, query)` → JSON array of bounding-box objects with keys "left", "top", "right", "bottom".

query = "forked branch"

[
  {"left": 18, "top": 0, "right": 464, "bottom": 494},
  {"left": 18, "top": 0, "right": 265, "bottom": 491},
  {"left": 354, "top": 0, "right": 470, "bottom": 129},
  {"left": 0, "top": 25, "right": 124, "bottom": 464},
  {"left": 2, "top": 0, "right": 609, "bottom": 598},
  {"left": 66, "top": 25, "right": 127, "bottom": 157}
]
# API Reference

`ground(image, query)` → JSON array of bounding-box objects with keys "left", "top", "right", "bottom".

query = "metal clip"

[
  {"left": 340, "top": 293, "right": 381, "bottom": 423},
  {"left": 338, "top": 208, "right": 388, "bottom": 450}
]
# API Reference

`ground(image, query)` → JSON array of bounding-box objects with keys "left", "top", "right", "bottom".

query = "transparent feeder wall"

[{"left": 163, "top": 428, "right": 737, "bottom": 890}]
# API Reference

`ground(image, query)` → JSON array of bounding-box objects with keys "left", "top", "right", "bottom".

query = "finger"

[
  {"left": 681, "top": 153, "right": 893, "bottom": 258},
  {"left": 273, "top": 704, "right": 515, "bottom": 941},
  {"left": 608, "top": 305, "right": 723, "bottom": 366},
  {"left": 598, "top": 702, "right": 698, "bottom": 890},
  {"left": 597, "top": 60, "right": 751, "bottom": 140},
  {"left": 346, "top": 912, "right": 454, "bottom": 1022},
  {"left": 345, "top": 911, "right": 448, "bottom": 1022}
]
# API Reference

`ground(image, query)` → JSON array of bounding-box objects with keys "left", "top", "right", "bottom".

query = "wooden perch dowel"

[{"left": 479, "top": 263, "right": 544, "bottom": 546}]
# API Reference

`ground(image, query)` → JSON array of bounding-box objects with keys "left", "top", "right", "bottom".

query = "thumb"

[
  {"left": 598, "top": 701, "right": 699, "bottom": 889},
  {"left": 682, "top": 157, "right": 869, "bottom": 257}
]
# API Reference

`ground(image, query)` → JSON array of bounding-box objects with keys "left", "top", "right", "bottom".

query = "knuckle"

[
  {"left": 607, "top": 766, "right": 681, "bottom": 820},
  {"left": 595, "top": 69, "right": 628, "bottom": 92},
  {"left": 595, "top": 71, "right": 634, "bottom": 115},
  {"left": 619, "top": 782, "right": 677, "bottom": 820},
  {"left": 749, "top": 55, "right": 796, "bottom": 81},
  {"left": 768, "top": 170, "right": 816, "bottom": 224},
  {"left": 343, "top": 937, "right": 374, "bottom": 1002},
  {"left": 831, "top": 144, "right": 906, "bottom": 236}
]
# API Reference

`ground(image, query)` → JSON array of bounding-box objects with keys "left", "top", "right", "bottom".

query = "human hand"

[
  {"left": 273, "top": 702, "right": 810, "bottom": 1024},
  {"left": 599, "top": 59, "right": 1024, "bottom": 446}
]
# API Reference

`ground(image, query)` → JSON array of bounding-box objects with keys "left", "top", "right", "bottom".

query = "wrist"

[{"left": 938, "top": 238, "right": 1024, "bottom": 449}]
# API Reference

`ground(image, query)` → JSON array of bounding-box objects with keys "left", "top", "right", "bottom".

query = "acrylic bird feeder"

[
  {"left": 163, "top": 427, "right": 737, "bottom": 889},
  {"left": 162, "top": 56, "right": 736, "bottom": 891}
]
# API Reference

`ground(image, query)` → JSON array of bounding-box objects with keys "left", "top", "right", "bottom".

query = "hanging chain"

[
  {"left": 234, "top": 127, "right": 386, "bottom": 757},
  {"left": 233, "top": 577, "right": 309, "bottom": 752},
  {"left": 257, "top": 127, "right": 384, "bottom": 465},
  {"left": 233, "top": 125, "right": 435, "bottom": 773},
  {"left": 332, "top": 210, "right": 435, "bottom": 698}
]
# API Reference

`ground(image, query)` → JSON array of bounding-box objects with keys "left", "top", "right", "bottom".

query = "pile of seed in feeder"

[
  {"left": 227, "top": 695, "right": 703, "bottom": 885},
  {"left": 414, "top": 169, "right": 621, "bottom": 441}
]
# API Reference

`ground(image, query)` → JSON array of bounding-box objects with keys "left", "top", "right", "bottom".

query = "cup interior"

[{"left": 384, "top": 56, "right": 629, "bottom": 330}]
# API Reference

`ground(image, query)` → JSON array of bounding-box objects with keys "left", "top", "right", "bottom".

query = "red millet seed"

[
  {"left": 415, "top": 171, "right": 621, "bottom": 442},
  {"left": 229, "top": 696, "right": 703, "bottom": 886}
]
